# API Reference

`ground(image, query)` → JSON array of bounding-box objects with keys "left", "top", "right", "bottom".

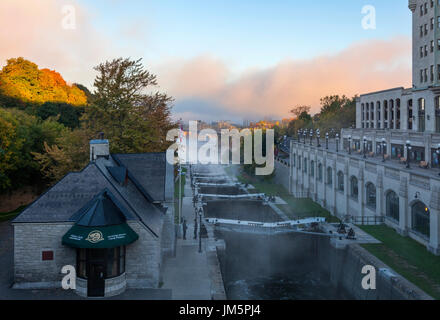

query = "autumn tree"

[
  {"left": 290, "top": 105, "right": 311, "bottom": 118},
  {"left": 83, "top": 57, "right": 176, "bottom": 153},
  {"left": 0, "top": 57, "right": 87, "bottom": 108}
]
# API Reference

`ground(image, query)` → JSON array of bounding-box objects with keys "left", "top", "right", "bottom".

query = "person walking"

[{"left": 182, "top": 219, "right": 188, "bottom": 240}]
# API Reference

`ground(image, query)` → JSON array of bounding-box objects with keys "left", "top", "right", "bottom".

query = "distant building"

[
  {"left": 12, "top": 139, "right": 175, "bottom": 297},
  {"left": 289, "top": 0, "right": 440, "bottom": 255}
]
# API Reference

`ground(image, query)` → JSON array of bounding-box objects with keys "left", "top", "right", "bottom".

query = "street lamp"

[
  {"left": 325, "top": 132, "right": 329, "bottom": 150},
  {"left": 363, "top": 136, "right": 367, "bottom": 159},
  {"left": 405, "top": 140, "right": 412, "bottom": 169},
  {"left": 316, "top": 129, "right": 321, "bottom": 147},
  {"left": 381, "top": 138, "right": 386, "bottom": 162},
  {"left": 310, "top": 129, "right": 313, "bottom": 145},
  {"left": 348, "top": 135, "right": 352, "bottom": 155},
  {"left": 436, "top": 143, "right": 440, "bottom": 175},
  {"left": 303, "top": 130, "right": 307, "bottom": 144},
  {"left": 336, "top": 133, "right": 339, "bottom": 153},
  {"left": 198, "top": 208, "right": 203, "bottom": 253},
  {"left": 297, "top": 129, "right": 302, "bottom": 142}
]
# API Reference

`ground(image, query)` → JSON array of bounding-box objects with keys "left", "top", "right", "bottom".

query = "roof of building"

[
  {"left": 12, "top": 153, "right": 168, "bottom": 238},
  {"left": 112, "top": 153, "right": 167, "bottom": 202}
]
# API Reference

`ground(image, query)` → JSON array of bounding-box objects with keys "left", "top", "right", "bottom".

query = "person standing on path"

[{"left": 183, "top": 219, "right": 187, "bottom": 240}]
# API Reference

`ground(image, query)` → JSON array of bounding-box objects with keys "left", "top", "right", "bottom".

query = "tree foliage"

[
  {"left": 0, "top": 57, "right": 87, "bottom": 107},
  {"left": 83, "top": 57, "right": 176, "bottom": 153}
]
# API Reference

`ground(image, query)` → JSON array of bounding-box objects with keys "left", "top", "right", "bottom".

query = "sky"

[{"left": 0, "top": 0, "right": 413, "bottom": 122}]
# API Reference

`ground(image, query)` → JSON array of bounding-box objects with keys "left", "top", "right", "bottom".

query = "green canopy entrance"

[
  {"left": 62, "top": 223, "right": 139, "bottom": 249},
  {"left": 62, "top": 189, "right": 139, "bottom": 249}
]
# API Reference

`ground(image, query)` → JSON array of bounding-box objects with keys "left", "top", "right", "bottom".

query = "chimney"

[{"left": 90, "top": 133, "right": 110, "bottom": 161}]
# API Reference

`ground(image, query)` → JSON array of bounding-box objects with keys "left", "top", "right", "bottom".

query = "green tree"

[{"left": 83, "top": 57, "right": 176, "bottom": 153}]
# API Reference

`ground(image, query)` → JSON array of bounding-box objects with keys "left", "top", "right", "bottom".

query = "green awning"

[{"left": 62, "top": 223, "right": 139, "bottom": 249}]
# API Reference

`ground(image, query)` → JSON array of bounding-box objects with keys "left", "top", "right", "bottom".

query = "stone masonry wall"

[{"left": 13, "top": 223, "right": 75, "bottom": 287}]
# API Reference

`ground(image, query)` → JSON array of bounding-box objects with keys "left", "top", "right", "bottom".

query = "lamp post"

[
  {"left": 436, "top": 143, "right": 440, "bottom": 175},
  {"left": 298, "top": 129, "right": 302, "bottom": 142},
  {"left": 316, "top": 129, "right": 321, "bottom": 147},
  {"left": 303, "top": 130, "right": 307, "bottom": 144},
  {"left": 198, "top": 208, "right": 202, "bottom": 253},
  {"left": 405, "top": 140, "right": 412, "bottom": 169},
  {"left": 363, "top": 136, "right": 367, "bottom": 159},
  {"left": 348, "top": 135, "right": 352, "bottom": 155},
  {"left": 336, "top": 133, "right": 339, "bottom": 153},
  {"left": 382, "top": 138, "right": 386, "bottom": 162},
  {"left": 310, "top": 129, "right": 313, "bottom": 146},
  {"left": 325, "top": 132, "right": 329, "bottom": 150}
]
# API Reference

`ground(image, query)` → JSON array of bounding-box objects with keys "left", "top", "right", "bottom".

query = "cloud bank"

[{"left": 161, "top": 37, "right": 411, "bottom": 122}]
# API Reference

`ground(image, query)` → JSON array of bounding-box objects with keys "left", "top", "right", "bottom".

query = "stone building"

[
  {"left": 290, "top": 0, "right": 440, "bottom": 255},
  {"left": 12, "top": 139, "right": 175, "bottom": 297}
]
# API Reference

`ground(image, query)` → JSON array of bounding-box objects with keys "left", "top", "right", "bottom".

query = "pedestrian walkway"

[{"left": 161, "top": 168, "right": 212, "bottom": 300}]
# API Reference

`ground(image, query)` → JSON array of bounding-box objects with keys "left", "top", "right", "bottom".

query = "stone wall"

[
  {"left": 273, "top": 159, "right": 290, "bottom": 192},
  {"left": 125, "top": 221, "right": 162, "bottom": 288},
  {"left": 13, "top": 223, "right": 76, "bottom": 288},
  {"left": 318, "top": 237, "right": 433, "bottom": 300}
]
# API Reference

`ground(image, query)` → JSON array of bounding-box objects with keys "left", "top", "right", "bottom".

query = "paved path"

[{"left": 161, "top": 169, "right": 212, "bottom": 300}]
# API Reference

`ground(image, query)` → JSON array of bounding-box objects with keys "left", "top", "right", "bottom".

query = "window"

[
  {"left": 420, "top": 26, "right": 424, "bottom": 37},
  {"left": 432, "top": 17, "right": 435, "bottom": 30},
  {"left": 431, "top": 40, "right": 434, "bottom": 52},
  {"left": 421, "top": 5, "right": 424, "bottom": 16},
  {"left": 350, "top": 176, "right": 358, "bottom": 199},
  {"left": 337, "top": 171, "right": 344, "bottom": 192},
  {"left": 42, "top": 250, "right": 54, "bottom": 261},
  {"left": 431, "top": 65, "right": 435, "bottom": 82},
  {"left": 77, "top": 247, "right": 126, "bottom": 279},
  {"left": 421, "top": 69, "right": 424, "bottom": 83},
  {"left": 318, "top": 163, "right": 323, "bottom": 181},
  {"left": 425, "top": 68, "right": 428, "bottom": 82},
  {"left": 298, "top": 156, "right": 301, "bottom": 169},
  {"left": 411, "top": 201, "right": 430, "bottom": 237},
  {"left": 304, "top": 158, "right": 307, "bottom": 173},
  {"left": 425, "top": 45, "right": 428, "bottom": 56},
  {"left": 425, "top": 24, "right": 428, "bottom": 35},
  {"left": 425, "top": 3, "right": 428, "bottom": 14},
  {"left": 366, "top": 183, "right": 376, "bottom": 209},
  {"left": 420, "top": 47, "right": 424, "bottom": 58},
  {"left": 386, "top": 191, "right": 400, "bottom": 221},
  {"left": 326, "top": 167, "right": 332, "bottom": 186},
  {"left": 310, "top": 160, "right": 315, "bottom": 177}
]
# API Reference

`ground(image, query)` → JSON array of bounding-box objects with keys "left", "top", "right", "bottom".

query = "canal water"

[{"left": 216, "top": 231, "right": 352, "bottom": 300}]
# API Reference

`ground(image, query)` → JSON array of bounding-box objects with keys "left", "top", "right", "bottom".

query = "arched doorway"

[
  {"left": 386, "top": 191, "right": 399, "bottom": 221},
  {"left": 411, "top": 201, "right": 430, "bottom": 237}
]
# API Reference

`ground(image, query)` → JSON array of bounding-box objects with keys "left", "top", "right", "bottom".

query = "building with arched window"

[{"left": 289, "top": 0, "right": 440, "bottom": 255}]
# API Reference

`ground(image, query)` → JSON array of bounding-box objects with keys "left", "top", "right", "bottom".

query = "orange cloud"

[{"left": 163, "top": 36, "right": 412, "bottom": 120}]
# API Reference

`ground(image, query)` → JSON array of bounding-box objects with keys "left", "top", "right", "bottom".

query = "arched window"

[
  {"left": 350, "top": 176, "right": 358, "bottom": 199},
  {"left": 327, "top": 167, "right": 333, "bottom": 185},
  {"left": 310, "top": 160, "right": 315, "bottom": 177},
  {"left": 304, "top": 158, "right": 307, "bottom": 173},
  {"left": 337, "top": 171, "right": 344, "bottom": 191},
  {"left": 412, "top": 201, "right": 430, "bottom": 237},
  {"left": 366, "top": 183, "right": 376, "bottom": 209},
  {"left": 386, "top": 191, "right": 399, "bottom": 221},
  {"left": 318, "top": 163, "right": 323, "bottom": 181}
]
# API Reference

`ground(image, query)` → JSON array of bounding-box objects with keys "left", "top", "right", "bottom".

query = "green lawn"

[
  {"left": 0, "top": 205, "right": 27, "bottom": 222},
  {"left": 233, "top": 167, "right": 339, "bottom": 223},
  {"left": 359, "top": 224, "right": 440, "bottom": 300}
]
